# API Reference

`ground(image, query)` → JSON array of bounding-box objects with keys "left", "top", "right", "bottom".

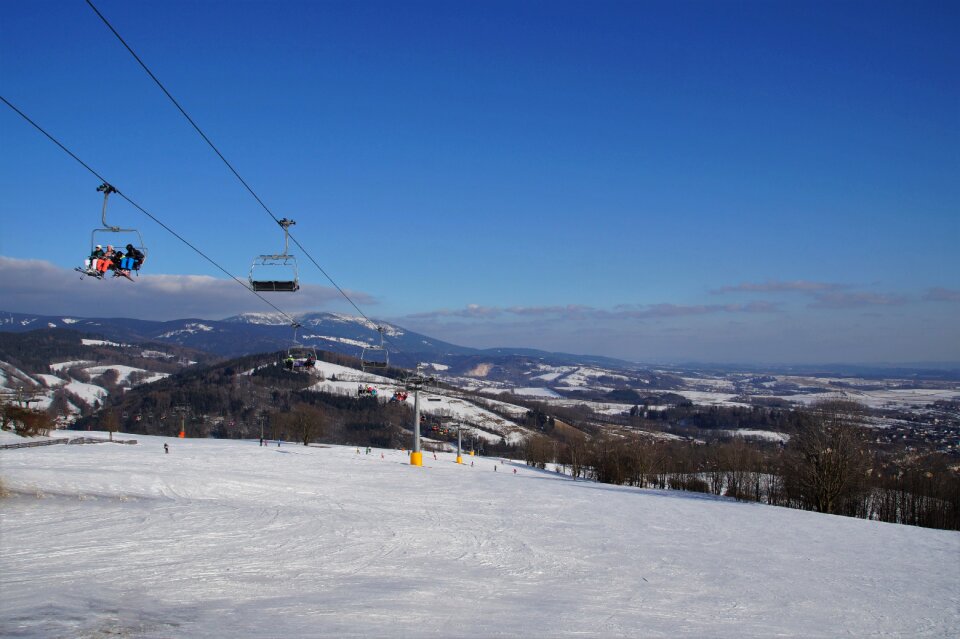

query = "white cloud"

[
  {"left": 808, "top": 292, "right": 907, "bottom": 309},
  {"left": 924, "top": 287, "right": 960, "bottom": 302},
  {"left": 0, "top": 256, "right": 374, "bottom": 320},
  {"left": 712, "top": 280, "right": 848, "bottom": 295}
]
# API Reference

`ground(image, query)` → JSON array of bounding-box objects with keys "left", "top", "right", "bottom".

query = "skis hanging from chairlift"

[
  {"left": 76, "top": 183, "right": 147, "bottom": 281},
  {"left": 250, "top": 218, "right": 299, "bottom": 292}
]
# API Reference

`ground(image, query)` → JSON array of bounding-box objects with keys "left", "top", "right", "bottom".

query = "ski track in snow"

[{"left": 1, "top": 435, "right": 958, "bottom": 638}]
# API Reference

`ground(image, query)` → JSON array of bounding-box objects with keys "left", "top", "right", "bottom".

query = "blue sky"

[{"left": 1, "top": 0, "right": 958, "bottom": 364}]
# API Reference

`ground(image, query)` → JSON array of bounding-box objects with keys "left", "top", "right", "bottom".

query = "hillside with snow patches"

[
  {"left": 3, "top": 313, "right": 957, "bottom": 447},
  {"left": 1, "top": 433, "right": 957, "bottom": 638},
  {"left": 299, "top": 360, "right": 531, "bottom": 445},
  {"left": 0, "top": 336, "right": 185, "bottom": 422},
  {"left": 235, "top": 359, "right": 535, "bottom": 446}
]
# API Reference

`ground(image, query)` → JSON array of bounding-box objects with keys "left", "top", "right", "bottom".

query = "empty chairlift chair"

[
  {"left": 249, "top": 218, "right": 299, "bottom": 292},
  {"left": 361, "top": 326, "right": 389, "bottom": 370}
]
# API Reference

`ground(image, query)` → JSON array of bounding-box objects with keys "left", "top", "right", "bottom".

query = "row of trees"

[
  {"left": 524, "top": 402, "right": 960, "bottom": 530},
  {"left": 1, "top": 403, "right": 55, "bottom": 437}
]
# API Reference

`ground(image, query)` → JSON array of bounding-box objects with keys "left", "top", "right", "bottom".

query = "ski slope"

[{"left": 1, "top": 435, "right": 958, "bottom": 638}]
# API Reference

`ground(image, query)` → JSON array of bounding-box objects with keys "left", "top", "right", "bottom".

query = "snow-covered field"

[
  {"left": 720, "top": 429, "right": 791, "bottom": 443},
  {"left": 47, "top": 360, "right": 93, "bottom": 373},
  {"left": 674, "top": 390, "right": 749, "bottom": 406},
  {"left": 781, "top": 387, "right": 960, "bottom": 409},
  {"left": 80, "top": 338, "right": 125, "bottom": 347},
  {"left": 86, "top": 365, "right": 167, "bottom": 385},
  {"left": 484, "top": 386, "right": 563, "bottom": 399},
  {"left": 1, "top": 434, "right": 957, "bottom": 638}
]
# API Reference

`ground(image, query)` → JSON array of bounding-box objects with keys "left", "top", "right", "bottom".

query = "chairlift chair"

[
  {"left": 288, "top": 344, "right": 317, "bottom": 360},
  {"left": 283, "top": 344, "right": 317, "bottom": 371},
  {"left": 282, "top": 323, "right": 317, "bottom": 371},
  {"left": 249, "top": 218, "right": 299, "bottom": 292},
  {"left": 79, "top": 183, "right": 148, "bottom": 279},
  {"left": 361, "top": 326, "right": 389, "bottom": 370}
]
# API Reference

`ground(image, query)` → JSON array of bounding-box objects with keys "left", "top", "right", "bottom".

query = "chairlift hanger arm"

[
  {"left": 97, "top": 182, "right": 120, "bottom": 230},
  {"left": 278, "top": 217, "right": 295, "bottom": 256}
]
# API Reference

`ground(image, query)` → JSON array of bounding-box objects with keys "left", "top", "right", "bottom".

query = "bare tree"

[
  {"left": 103, "top": 409, "right": 119, "bottom": 442},
  {"left": 524, "top": 435, "right": 553, "bottom": 469},
  {"left": 725, "top": 438, "right": 759, "bottom": 501},
  {"left": 628, "top": 437, "right": 655, "bottom": 488},
  {"left": 787, "top": 401, "right": 868, "bottom": 514},
  {"left": 277, "top": 404, "right": 326, "bottom": 446},
  {"left": 558, "top": 434, "right": 588, "bottom": 479},
  {"left": 2, "top": 403, "right": 55, "bottom": 437}
]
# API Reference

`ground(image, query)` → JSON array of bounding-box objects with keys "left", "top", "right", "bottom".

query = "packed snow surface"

[{"left": 1, "top": 435, "right": 958, "bottom": 638}]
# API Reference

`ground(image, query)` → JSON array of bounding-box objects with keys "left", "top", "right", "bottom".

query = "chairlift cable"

[
  {"left": 84, "top": 0, "right": 398, "bottom": 356},
  {"left": 0, "top": 94, "right": 298, "bottom": 326},
  {"left": 83, "top": 0, "right": 276, "bottom": 223}
]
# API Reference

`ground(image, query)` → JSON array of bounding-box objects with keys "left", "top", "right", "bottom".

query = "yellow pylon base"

[
  {"left": 456, "top": 455, "right": 463, "bottom": 464},
  {"left": 410, "top": 451, "right": 423, "bottom": 466},
  {"left": 469, "top": 450, "right": 474, "bottom": 456}
]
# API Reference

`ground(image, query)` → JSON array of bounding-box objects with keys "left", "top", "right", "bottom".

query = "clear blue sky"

[{"left": 1, "top": 0, "right": 958, "bottom": 364}]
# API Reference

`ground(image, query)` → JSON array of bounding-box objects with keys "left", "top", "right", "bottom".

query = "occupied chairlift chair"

[
  {"left": 284, "top": 323, "right": 317, "bottom": 371},
  {"left": 249, "top": 218, "right": 299, "bottom": 292},
  {"left": 81, "top": 183, "right": 148, "bottom": 278}
]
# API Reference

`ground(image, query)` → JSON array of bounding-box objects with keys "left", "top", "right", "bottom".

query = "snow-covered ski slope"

[{"left": 1, "top": 435, "right": 957, "bottom": 638}]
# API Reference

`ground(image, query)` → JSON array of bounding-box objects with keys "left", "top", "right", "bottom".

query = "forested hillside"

[{"left": 71, "top": 351, "right": 455, "bottom": 450}]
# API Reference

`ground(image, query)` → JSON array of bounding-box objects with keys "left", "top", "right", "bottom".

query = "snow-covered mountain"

[
  {"left": 0, "top": 309, "right": 638, "bottom": 378},
  {"left": 0, "top": 310, "right": 474, "bottom": 362}
]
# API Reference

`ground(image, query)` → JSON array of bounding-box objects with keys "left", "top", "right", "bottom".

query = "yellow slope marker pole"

[
  {"left": 409, "top": 369, "right": 423, "bottom": 466},
  {"left": 456, "top": 425, "right": 463, "bottom": 464}
]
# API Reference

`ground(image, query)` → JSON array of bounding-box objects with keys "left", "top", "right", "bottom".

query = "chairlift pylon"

[{"left": 250, "top": 218, "right": 299, "bottom": 292}]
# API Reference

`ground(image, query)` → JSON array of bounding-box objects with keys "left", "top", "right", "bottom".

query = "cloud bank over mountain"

[
  {"left": 0, "top": 257, "right": 373, "bottom": 321},
  {"left": 2, "top": 257, "right": 958, "bottom": 364}
]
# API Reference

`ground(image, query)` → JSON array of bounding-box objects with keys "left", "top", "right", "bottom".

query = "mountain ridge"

[{"left": 0, "top": 309, "right": 636, "bottom": 370}]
